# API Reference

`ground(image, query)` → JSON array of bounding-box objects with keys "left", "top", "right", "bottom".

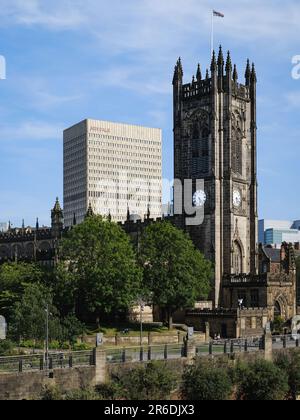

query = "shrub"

[
  {"left": 64, "top": 388, "right": 102, "bottom": 400},
  {"left": 118, "top": 361, "right": 177, "bottom": 400},
  {"left": 40, "top": 386, "right": 63, "bottom": 401},
  {"left": 237, "top": 359, "right": 289, "bottom": 401},
  {"left": 182, "top": 360, "right": 233, "bottom": 401},
  {"left": 0, "top": 340, "right": 16, "bottom": 356},
  {"left": 95, "top": 382, "right": 123, "bottom": 400},
  {"left": 275, "top": 351, "right": 300, "bottom": 400}
]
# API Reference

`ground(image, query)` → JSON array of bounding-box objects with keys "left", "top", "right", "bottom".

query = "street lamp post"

[
  {"left": 45, "top": 305, "right": 49, "bottom": 369},
  {"left": 139, "top": 300, "right": 145, "bottom": 347}
]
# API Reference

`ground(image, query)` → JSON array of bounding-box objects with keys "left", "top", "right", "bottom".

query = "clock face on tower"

[
  {"left": 193, "top": 190, "right": 207, "bottom": 207},
  {"left": 233, "top": 189, "right": 242, "bottom": 208}
]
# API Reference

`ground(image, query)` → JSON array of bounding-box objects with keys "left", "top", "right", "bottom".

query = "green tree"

[
  {"left": 9, "top": 283, "right": 62, "bottom": 343},
  {"left": 118, "top": 361, "right": 177, "bottom": 400},
  {"left": 237, "top": 360, "right": 289, "bottom": 401},
  {"left": 0, "top": 262, "right": 44, "bottom": 320},
  {"left": 0, "top": 340, "right": 15, "bottom": 356},
  {"left": 60, "top": 313, "right": 85, "bottom": 346},
  {"left": 275, "top": 351, "right": 300, "bottom": 400},
  {"left": 182, "top": 360, "right": 233, "bottom": 401},
  {"left": 139, "top": 221, "right": 212, "bottom": 328},
  {"left": 57, "top": 216, "right": 142, "bottom": 322}
]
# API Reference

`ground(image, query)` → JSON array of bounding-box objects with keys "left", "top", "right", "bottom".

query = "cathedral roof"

[{"left": 263, "top": 246, "right": 280, "bottom": 263}]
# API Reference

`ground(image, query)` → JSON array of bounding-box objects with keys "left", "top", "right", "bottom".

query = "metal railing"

[
  {"left": 0, "top": 350, "right": 94, "bottom": 374},
  {"left": 106, "top": 344, "right": 185, "bottom": 364}
]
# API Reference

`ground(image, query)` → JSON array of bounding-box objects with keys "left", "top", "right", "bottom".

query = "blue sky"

[{"left": 0, "top": 0, "right": 300, "bottom": 227}]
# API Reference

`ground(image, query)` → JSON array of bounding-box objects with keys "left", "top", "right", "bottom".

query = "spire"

[
  {"left": 217, "top": 45, "right": 224, "bottom": 67},
  {"left": 196, "top": 63, "right": 202, "bottom": 82},
  {"left": 251, "top": 62, "right": 257, "bottom": 83},
  {"left": 73, "top": 213, "right": 77, "bottom": 226},
  {"left": 225, "top": 51, "right": 232, "bottom": 74},
  {"left": 245, "top": 59, "right": 251, "bottom": 86},
  {"left": 233, "top": 64, "right": 238, "bottom": 83},
  {"left": 22, "top": 219, "right": 25, "bottom": 230},
  {"left": 36, "top": 218, "right": 39, "bottom": 230},
  {"left": 86, "top": 203, "right": 94, "bottom": 218},
  {"left": 206, "top": 69, "right": 209, "bottom": 80},
  {"left": 147, "top": 204, "right": 151, "bottom": 220},
  {"left": 173, "top": 57, "right": 183, "bottom": 84},
  {"left": 8, "top": 221, "right": 11, "bottom": 231},
  {"left": 210, "top": 50, "right": 217, "bottom": 73},
  {"left": 53, "top": 197, "right": 62, "bottom": 213},
  {"left": 192, "top": 75, "right": 195, "bottom": 85},
  {"left": 127, "top": 206, "right": 131, "bottom": 222}
]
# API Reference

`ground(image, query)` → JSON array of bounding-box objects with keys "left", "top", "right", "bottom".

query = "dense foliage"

[
  {"left": 235, "top": 359, "right": 289, "bottom": 401},
  {"left": 139, "top": 221, "right": 212, "bottom": 328},
  {"left": 56, "top": 216, "right": 143, "bottom": 322},
  {"left": 182, "top": 359, "right": 233, "bottom": 401},
  {"left": 117, "top": 361, "right": 177, "bottom": 400}
]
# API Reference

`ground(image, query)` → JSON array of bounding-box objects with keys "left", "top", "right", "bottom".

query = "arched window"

[
  {"left": 232, "top": 129, "right": 242, "bottom": 175},
  {"left": 274, "top": 301, "right": 282, "bottom": 317},
  {"left": 233, "top": 241, "right": 243, "bottom": 274},
  {"left": 192, "top": 125, "right": 210, "bottom": 175}
]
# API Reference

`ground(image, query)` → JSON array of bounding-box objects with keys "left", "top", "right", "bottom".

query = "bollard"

[
  {"left": 283, "top": 336, "right": 287, "bottom": 349},
  {"left": 148, "top": 346, "right": 152, "bottom": 361},
  {"left": 40, "top": 357, "right": 44, "bottom": 371},
  {"left": 296, "top": 339, "right": 299, "bottom": 348},
  {"left": 209, "top": 342, "right": 213, "bottom": 355},
  {"left": 230, "top": 341, "right": 234, "bottom": 354},
  {"left": 19, "top": 359, "right": 23, "bottom": 373},
  {"left": 140, "top": 347, "right": 144, "bottom": 362},
  {"left": 69, "top": 356, "right": 73, "bottom": 368},
  {"left": 244, "top": 339, "right": 248, "bottom": 353},
  {"left": 164, "top": 345, "right": 168, "bottom": 360},
  {"left": 122, "top": 349, "right": 126, "bottom": 363},
  {"left": 224, "top": 341, "right": 228, "bottom": 354},
  {"left": 49, "top": 358, "right": 53, "bottom": 370}
]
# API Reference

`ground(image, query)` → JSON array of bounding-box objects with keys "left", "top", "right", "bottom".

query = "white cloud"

[{"left": 0, "top": 120, "right": 62, "bottom": 142}]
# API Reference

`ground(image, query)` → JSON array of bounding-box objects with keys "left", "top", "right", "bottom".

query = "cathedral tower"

[{"left": 173, "top": 47, "right": 258, "bottom": 307}]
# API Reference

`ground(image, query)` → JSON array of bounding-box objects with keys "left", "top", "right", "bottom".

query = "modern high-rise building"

[
  {"left": 259, "top": 219, "right": 300, "bottom": 246},
  {"left": 63, "top": 119, "right": 162, "bottom": 227},
  {"left": 0, "top": 223, "right": 8, "bottom": 233}
]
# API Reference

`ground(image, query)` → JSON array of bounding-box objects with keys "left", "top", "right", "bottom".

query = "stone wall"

[
  {"left": 0, "top": 366, "right": 96, "bottom": 400},
  {"left": 82, "top": 331, "right": 204, "bottom": 347}
]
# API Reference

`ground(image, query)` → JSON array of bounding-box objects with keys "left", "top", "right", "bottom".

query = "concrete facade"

[{"left": 63, "top": 119, "right": 162, "bottom": 226}]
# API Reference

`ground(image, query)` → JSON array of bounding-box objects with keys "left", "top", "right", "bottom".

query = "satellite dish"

[{"left": 291, "top": 316, "right": 300, "bottom": 340}]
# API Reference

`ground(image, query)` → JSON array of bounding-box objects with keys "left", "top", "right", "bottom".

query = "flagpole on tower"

[
  {"left": 211, "top": 10, "right": 214, "bottom": 58},
  {"left": 211, "top": 10, "right": 224, "bottom": 59}
]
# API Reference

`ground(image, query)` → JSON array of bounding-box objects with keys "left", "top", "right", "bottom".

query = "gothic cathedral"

[{"left": 173, "top": 46, "right": 258, "bottom": 308}]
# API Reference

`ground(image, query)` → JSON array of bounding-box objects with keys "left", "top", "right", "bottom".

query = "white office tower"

[{"left": 64, "top": 119, "right": 162, "bottom": 226}]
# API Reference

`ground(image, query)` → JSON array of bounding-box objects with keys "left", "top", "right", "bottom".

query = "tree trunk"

[{"left": 168, "top": 309, "right": 173, "bottom": 330}]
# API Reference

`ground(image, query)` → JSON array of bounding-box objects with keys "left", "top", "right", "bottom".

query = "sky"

[{"left": 0, "top": 0, "right": 300, "bottom": 227}]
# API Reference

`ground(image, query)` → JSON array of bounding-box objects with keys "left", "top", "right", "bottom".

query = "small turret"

[
  {"left": 233, "top": 64, "right": 238, "bottom": 83},
  {"left": 127, "top": 206, "right": 131, "bottom": 222},
  {"left": 196, "top": 64, "right": 202, "bottom": 82},
  {"left": 251, "top": 63, "right": 257, "bottom": 84},
  {"left": 210, "top": 50, "right": 217, "bottom": 73},
  {"left": 85, "top": 203, "right": 94, "bottom": 219},
  {"left": 147, "top": 204, "right": 151, "bottom": 220},
  {"left": 217, "top": 45, "right": 224, "bottom": 75},
  {"left": 225, "top": 51, "right": 232, "bottom": 75},
  {"left": 245, "top": 59, "right": 251, "bottom": 86},
  {"left": 51, "top": 198, "right": 64, "bottom": 237},
  {"left": 172, "top": 57, "right": 183, "bottom": 85}
]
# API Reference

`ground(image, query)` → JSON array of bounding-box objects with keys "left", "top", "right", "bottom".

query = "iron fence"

[{"left": 0, "top": 350, "right": 94, "bottom": 374}]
